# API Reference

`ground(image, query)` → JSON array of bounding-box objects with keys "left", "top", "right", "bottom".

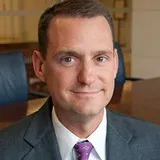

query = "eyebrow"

[
  {"left": 55, "top": 49, "right": 113, "bottom": 58},
  {"left": 55, "top": 50, "right": 80, "bottom": 58},
  {"left": 95, "top": 50, "right": 113, "bottom": 57}
]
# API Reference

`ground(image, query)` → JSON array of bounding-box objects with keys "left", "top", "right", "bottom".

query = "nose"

[{"left": 77, "top": 63, "right": 95, "bottom": 85}]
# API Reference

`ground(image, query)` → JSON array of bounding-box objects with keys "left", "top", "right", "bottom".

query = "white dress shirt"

[{"left": 52, "top": 108, "right": 107, "bottom": 160}]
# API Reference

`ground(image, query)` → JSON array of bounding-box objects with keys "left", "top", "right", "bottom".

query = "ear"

[
  {"left": 32, "top": 50, "right": 46, "bottom": 82},
  {"left": 113, "top": 48, "right": 118, "bottom": 78}
]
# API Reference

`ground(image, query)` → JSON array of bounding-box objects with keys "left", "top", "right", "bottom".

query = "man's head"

[
  {"left": 33, "top": 0, "right": 118, "bottom": 124},
  {"left": 38, "top": 0, "right": 114, "bottom": 56}
]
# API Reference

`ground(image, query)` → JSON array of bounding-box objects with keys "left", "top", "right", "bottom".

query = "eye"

[
  {"left": 63, "top": 57, "right": 72, "bottom": 62},
  {"left": 60, "top": 56, "right": 77, "bottom": 66},
  {"left": 96, "top": 56, "right": 107, "bottom": 62},
  {"left": 95, "top": 56, "right": 109, "bottom": 64}
]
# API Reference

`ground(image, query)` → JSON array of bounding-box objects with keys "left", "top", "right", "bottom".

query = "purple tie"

[{"left": 74, "top": 140, "right": 93, "bottom": 160}]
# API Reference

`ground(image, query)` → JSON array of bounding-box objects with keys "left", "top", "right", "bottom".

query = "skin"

[{"left": 32, "top": 16, "right": 118, "bottom": 138}]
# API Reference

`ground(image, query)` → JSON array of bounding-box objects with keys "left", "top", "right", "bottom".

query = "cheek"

[
  {"left": 46, "top": 66, "right": 76, "bottom": 91},
  {"left": 98, "top": 66, "right": 116, "bottom": 83}
]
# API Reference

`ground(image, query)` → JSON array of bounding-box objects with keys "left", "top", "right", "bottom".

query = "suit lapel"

[
  {"left": 22, "top": 97, "right": 62, "bottom": 160},
  {"left": 106, "top": 109, "right": 137, "bottom": 160},
  {"left": 21, "top": 98, "right": 142, "bottom": 160}
]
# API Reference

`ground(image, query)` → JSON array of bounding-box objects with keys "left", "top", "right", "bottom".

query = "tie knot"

[{"left": 74, "top": 140, "right": 93, "bottom": 160}]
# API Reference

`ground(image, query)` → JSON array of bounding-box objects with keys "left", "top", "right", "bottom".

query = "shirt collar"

[
  {"left": 52, "top": 107, "right": 107, "bottom": 160},
  {"left": 52, "top": 108, "right": 79, "bottom": 159},
  {"left": 87, "top": 109, "right": 107, "bottom": 160}
]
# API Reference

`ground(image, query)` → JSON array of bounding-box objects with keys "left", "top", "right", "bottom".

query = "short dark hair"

[{"left": 38, "top": 0, "right": 114, "bottom": 56}]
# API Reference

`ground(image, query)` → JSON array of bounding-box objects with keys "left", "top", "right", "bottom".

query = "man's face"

[{"left": 38, "top": 16, "right": 118, "bottom": 118}]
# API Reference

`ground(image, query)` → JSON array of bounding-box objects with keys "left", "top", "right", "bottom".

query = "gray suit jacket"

[{"left": 0, "top": 97, "right": 160, "bottom": 160}]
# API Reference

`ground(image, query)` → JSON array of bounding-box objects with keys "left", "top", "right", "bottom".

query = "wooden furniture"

[{"left": 1, "top": 77, "right": 160, "bottom": 130}]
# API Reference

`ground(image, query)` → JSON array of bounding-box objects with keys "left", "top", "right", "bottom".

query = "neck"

[{"left": 53, "top": 108, "right": 104, "bottom": 138}]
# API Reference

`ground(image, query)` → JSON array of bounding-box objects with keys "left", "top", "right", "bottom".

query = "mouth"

[{"left": 70, "top": 90, "right": 103, "bottom": 97}]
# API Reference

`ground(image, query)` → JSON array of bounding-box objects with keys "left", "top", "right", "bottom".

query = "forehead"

[{"left": 47, "top": 16, "right": 113, "bottom": 52}]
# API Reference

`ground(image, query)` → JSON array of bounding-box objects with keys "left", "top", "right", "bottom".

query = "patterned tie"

[{"left": 74, "top": 140, "right": 93, "bottom": 160}]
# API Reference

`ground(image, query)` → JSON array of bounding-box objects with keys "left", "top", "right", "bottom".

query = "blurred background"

[
  {"left": 1, "top": 0, "right": 160, "bottom": 129},
  {"left": 0, "top": 0, "right": 160, "bottom": 93}
]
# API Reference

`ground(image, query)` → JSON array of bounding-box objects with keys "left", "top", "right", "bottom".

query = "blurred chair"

[
  {"left": 115, "top": 42, "right": 142, "bottom": 85},
  {"left": 0, "top": 51, "right": 48, "bottom": 105}
]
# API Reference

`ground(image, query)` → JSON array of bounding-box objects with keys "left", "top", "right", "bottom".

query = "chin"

[{"left": 72, "top": 102, "right": 105, "bottom": 117}]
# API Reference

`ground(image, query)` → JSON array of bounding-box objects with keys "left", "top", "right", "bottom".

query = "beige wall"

[
  {"left": 0, "top": 0, "right": 58, "bottom": 43},
  {"left": 21, "top": 0, "right": 59, "bottom": 42},
  {"left": 101, "top": 0, "right": 132, "bottom": 52},
  {"left": 0, "top": 0, "right": 23, "bottom": 42},
  {"left": 0, "top": 0, "right": 132, "bottom": 51},
  {"left": 131, "top": 0, "right": 160, "bottom": 78}
]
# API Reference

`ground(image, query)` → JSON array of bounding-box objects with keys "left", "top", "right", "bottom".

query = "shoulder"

[
  {"left": 0, "top": 113, "right": 35, "bottom": 158},
  {"left": 107, "top": 109, "right": 160, "bottom": 144},
  {"left": 0, "top": 98, "right": 51, "bottom": 141},
  {"left": 109, "top": 109, "right": 160, "bottom": 130},
  {"left": 0, "top": 112, "right": 35, "bottom": 137},
  {"left": 0, "top": 99, "right": 53, "bottom": 159}
]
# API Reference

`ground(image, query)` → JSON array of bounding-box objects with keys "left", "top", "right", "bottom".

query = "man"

[{"left": 0, "top": 0, "right": 160, "bottom": 160}]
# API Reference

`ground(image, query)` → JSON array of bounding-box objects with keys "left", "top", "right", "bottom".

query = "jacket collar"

[
  {"left": 24, "top": 98, "right": 134, "bottom": 145},
  {"left": 106, "top": 109, "right": 135, "bottom": 159},
  {"left": 107, "top": 109, "right": 134, "bottom": 143},
  {"left": 24, "top": 97, "right": 54, "bottom": 146},
  {"left": 23, "top": 97, "right": 62, "bottom": 160},
  {"left": 23, "top": 97, "right": 135, "bottom": 159}
]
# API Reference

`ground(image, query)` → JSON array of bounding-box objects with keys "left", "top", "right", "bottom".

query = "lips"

[
  {"left": 70, "top": 90, "right": 103, "bottom": 98},
  {"left": 72, "top": 91, "right": 100, "bottom": 94}
]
